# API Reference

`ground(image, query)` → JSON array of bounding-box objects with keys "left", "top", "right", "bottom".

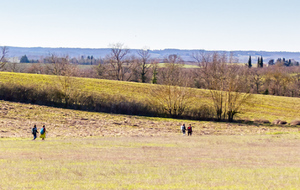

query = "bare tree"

[
  {"left": 106, "top": 43, "right": 130, "bottom": 81},
  {"left": 137, "top": 48, "right": 151, "bottom": 83},
  {"left": 149, "top": 54, "right": 194, "bottom": 118},
  {"left": 249, "top": 68, "right": 263, "bottom": 94},
  {"left": 0, "top": 46, "right": 8, "bottom": 70},
  {"left": 150, "top": 83, "right": 195, "bottom": 117},
  {"left": 198, "top": 52, "right": 251, "bottom": 121},
  {"left": 264, "top": 67, "right": 292, "bottom": 96},
  {"left": 43, "top": 55, "right": 79, "bottom": 107},
  {"left": 191, "top": 50, "right": 211, "bottom": 68},
  {"left": 44, "top": 54, "right": 78, "bottom": 76},
  {"left": 160, "top": 54, "right": 184, "bottom": 85}
]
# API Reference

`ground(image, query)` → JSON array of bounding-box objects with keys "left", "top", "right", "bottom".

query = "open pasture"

[
  {"left": 1, "top": 134, "right": 300, "bottom": 189},
  {"left": 0, "top": 99, "right": 300, "bottom": 189}
]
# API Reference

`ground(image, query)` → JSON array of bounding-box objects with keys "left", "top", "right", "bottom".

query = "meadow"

[
  {"left": 1, "top": 98, "right": 300, "bottom": 189},
  {"left": 0, "top": 72, "right": 300, "bottom": 123},
  {"left": 2, "top": 134, "right": 300, "bottom": 189}
]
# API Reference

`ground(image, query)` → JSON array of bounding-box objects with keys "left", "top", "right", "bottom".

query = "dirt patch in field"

[{"left": 0, "top": 101, "right": 299, "bottom": 138}]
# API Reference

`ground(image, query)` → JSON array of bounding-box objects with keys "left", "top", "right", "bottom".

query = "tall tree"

[
  {"left": 151, "top": 63, "right": 158, "bottom": 84},
  {"left": 137, "top": 48, "right": 151, "bottom": 83},
  {"left": 106, "top": 43, "right": 130, "bottom": 81},
  {"left": 288, "top": 59, "right": 292, "bottom": 66},
  {"left": 257, "top": 57, "right": 261, "bottom": 68},
  {"left": 260, "top": 56, "right": 263, "bottom": 68},
  {"left": 20, "top": 55, "right": 30, "bottom": 63},
  {"left": 248, "top": 56, "right": 252, "bottom": 68}
]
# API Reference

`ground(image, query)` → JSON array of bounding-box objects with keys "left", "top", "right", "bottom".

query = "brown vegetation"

[
  {"left": 193, "top": 52, "right": 252, "bottom": 121},
  {"left": 1, "top": 100, "right": 299, "bottom": 138}
]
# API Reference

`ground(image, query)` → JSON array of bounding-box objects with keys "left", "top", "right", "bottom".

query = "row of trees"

[
  {"left": 247, "top": 56, "right": 263, "bottom": 68},
  {"left": 2, "top": 44, "right": 300, "bottom": 98},
  {"left": 1, "top": 45, "right": 300, "bottom": 121},
  {"left": 2, "top": 44, "right": 300, "bottom": 99}
]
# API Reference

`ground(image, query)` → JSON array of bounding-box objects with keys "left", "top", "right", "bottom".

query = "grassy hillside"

[{"left": 0, "top": 71, "right": 299, "bottom": 122}]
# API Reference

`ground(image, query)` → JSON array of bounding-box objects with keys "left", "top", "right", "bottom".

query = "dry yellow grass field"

[
  {"left": 1, "top": 134, "right": 300, "bottom": 189},
  {"left": 1, "top": 100, "right": 299, "bottom": 139},
  {"left": 0, "top": 100, "right": 300, "bottom": 189}
]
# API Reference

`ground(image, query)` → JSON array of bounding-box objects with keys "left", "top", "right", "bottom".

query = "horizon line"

[{"left": 4, "top": 45, "right": 300, "bottom": 53}]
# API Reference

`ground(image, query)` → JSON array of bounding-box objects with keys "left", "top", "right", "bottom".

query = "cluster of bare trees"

[
  {"left": 249, "top": 66, "right": 300, "bottom": 97},
  {"left": 96, "top": 43, "right": 157, "bottom": 83},
  {"left": 192, "top": 52, "right": 251, "bottom": 121},
  {"left": 2, "top": 44, "right": 300, "bottom": 121},
  {"left": 150, "top": 54, "right": 195, "bottom": 118}
]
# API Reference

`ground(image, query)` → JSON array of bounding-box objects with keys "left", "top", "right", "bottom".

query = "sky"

[{"left": 1, "top": 0, "right": 300, "bottom": 51}]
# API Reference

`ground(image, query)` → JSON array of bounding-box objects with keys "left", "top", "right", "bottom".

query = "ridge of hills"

[{"left": 5, "top": 46, "right": 300, "bottom": 63}]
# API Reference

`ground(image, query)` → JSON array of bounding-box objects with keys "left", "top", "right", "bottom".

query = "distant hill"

[{"left": 5, "top": 46, "right": 300, "bottom": 63}]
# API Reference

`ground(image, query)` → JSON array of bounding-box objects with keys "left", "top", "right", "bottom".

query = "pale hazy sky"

[{"left": 1, "top": 0, "right": 300, "bottom": 51}]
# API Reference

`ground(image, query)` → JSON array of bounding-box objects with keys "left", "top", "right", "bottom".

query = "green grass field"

[{"left": 0, "top": 71, "right": 299, "bottom": 123}]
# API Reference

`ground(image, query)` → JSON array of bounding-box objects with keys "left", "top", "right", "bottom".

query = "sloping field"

[
  {"left": 0, "top": 72, "right": 299, "bottom": 122},
  {"left": 1, "top": 100, "right": 299, "bottom": 139}
]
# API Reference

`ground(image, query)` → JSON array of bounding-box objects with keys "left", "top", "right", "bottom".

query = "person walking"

[
  {"left": 40, "top": 125, "right": 46, "bottom": 140},
  {"left": 181, "top": 124, "right": 186, "bottom": 135},
  {"left": 32, "top": 125, "right": 38, "bottom": 140},
  {"left": 187, "top": 124, "right": 193, "bottom": 136}
]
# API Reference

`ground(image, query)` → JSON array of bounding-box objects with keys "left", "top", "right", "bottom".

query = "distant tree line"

[{"left": 1, "top": 44, "right": 300, "bottom": 100}]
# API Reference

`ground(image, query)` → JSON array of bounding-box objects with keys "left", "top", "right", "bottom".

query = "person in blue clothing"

[
  {"left": 180, "top": 123, "right": 186, "bottom": 135},
  {"left": 40, "top": 125, "right": 46, "bottom": 140},
  {"left": 32, "top": 125, "right": 38, "bottom": 140}
]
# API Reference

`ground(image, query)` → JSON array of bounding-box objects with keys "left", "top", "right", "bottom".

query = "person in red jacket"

[{"left": 187, "top": 124, "right": 193, "bottom": 136}]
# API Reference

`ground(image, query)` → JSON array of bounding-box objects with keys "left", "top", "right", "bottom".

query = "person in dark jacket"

[
  {"left": 181, "top": 124, "right": 186, "bottom": 135},
  {"left": 32, "top": 125, "right": 38, "bottom": 140},
  {"left": 187, "top": 124, "right": 193, "bottom": 136}
]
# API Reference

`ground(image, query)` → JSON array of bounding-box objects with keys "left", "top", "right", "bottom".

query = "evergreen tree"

[
  {"left": 260, "top": 56, "right": 263, "bottom": 68},
  {"left": 20, "top": 55, "right": 30, "bottom": 63},
  {"left": 152, "top": 66, "right": 158, "bottom": 84},
  {"left": 248, "top": 56, "right": 252, "bottom": 68},
  {"left": 257, "top": 57, "right": 261, "bottom": 68}
]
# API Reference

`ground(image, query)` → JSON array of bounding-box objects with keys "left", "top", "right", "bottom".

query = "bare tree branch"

[{"left": 0, "top": 46, "right": 8, "bottom": 70}]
